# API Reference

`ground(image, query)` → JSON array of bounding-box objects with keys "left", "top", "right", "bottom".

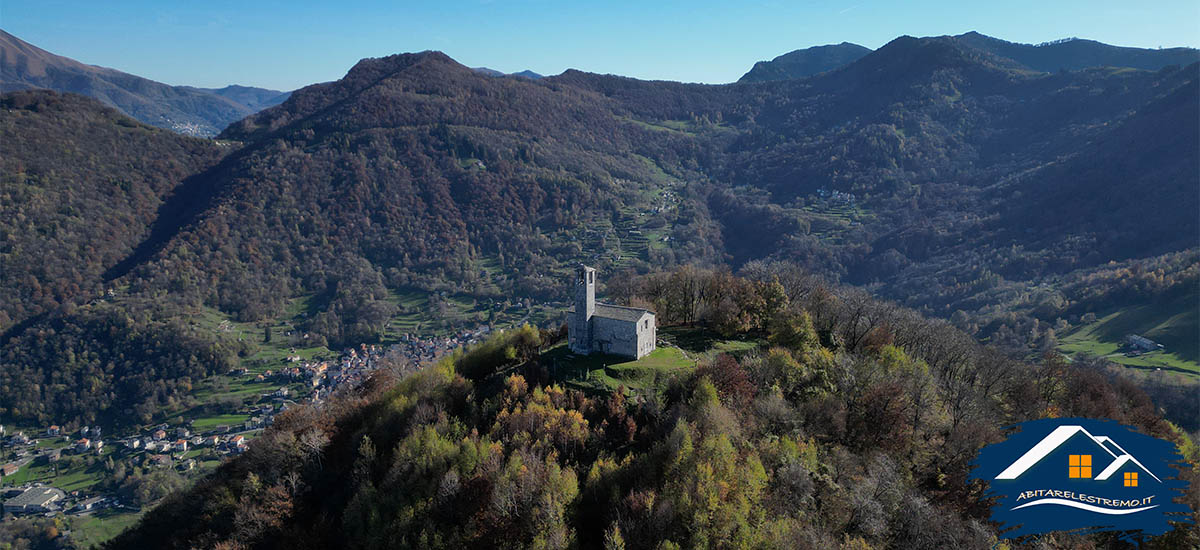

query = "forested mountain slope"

[
  {"left": 0, "top": 90, "right": 225, "bottom": 333},
  {"left": 0, "top": 90, "right": 240, "bottom": 425},
  {"left": 563, "top": 37, "right": 1198, "bottom": 295}
]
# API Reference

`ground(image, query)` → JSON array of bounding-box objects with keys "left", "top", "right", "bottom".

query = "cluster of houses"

[
  {"left": 815, "top": 188, "right": 857, "bottom": 206},
  {"left": 0, "top": 425, "right": 91, "bottom": 483},
  {"left": 1, "top": 426, "right": 128, "bottom": 517},
  {"left": 119, "top": 425, "right": 249, "bottom": 459},
  {"left": 263, "top": 334, "right": 488, "bottom": 405},
  {"left": 257, "top": 357, "right": 328, "bottom": 388},
  {"left": 0, "top": 420, "right": 256, "bottom": 518},
  {"left": 392, "top": 327, "right": 492, "bottom": 364}
]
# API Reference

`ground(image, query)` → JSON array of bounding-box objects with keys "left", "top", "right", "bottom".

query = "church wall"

[{"left": 591, "top": 316, "right": 640, "bottom": 358}]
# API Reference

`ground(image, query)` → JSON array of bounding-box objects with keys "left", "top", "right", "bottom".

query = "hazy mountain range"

[
  {"left": 0, "top": 29, "right": 289, "bottom": 136},
  {"left": 473, "top": 66, "right": 545, "bottom": 79}
]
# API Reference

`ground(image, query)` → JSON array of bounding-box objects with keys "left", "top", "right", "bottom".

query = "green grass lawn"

[
  {"left": 1058, "top": 298, "right": 1199, "bottom": 377},
  {"left": 190, "top": 413, "right": 251, "bottom": 431},
  {"left": 543, "top": 344, "right": 695, "bottom": 394},
  {"left": 188, "top": 376, "right": 274, "bottom": 404},
  {"left": 71, "top": 508, "right": 144, "bottom": 548}
]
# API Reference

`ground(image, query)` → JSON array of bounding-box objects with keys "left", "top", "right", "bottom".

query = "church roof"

[{"left": 569, "top": 302, "right": 654, "bottom": 322}]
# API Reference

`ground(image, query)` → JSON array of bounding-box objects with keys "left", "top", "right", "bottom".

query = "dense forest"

[
  {"left": 0, "top": 33, "right": 1196, "bottom": 433},
  {"left": 0, "top": 91, "right": 236, "bottom": 427},
  {"left": 106, "top": 267, "right": 1198, "bottom": 549}
]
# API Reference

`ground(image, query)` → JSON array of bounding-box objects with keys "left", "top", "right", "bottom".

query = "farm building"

[{"left": 1126, "top": 334, "right": 1163, "bottom": 352}]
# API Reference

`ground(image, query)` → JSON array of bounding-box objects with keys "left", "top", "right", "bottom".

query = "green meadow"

[{"left": 1058, "top": 296, "right": 1199, "bottom": 377}]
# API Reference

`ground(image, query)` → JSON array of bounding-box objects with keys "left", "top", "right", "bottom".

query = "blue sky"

[{"left": 3, "top": 1, "right": 1197, "bottom": 91}]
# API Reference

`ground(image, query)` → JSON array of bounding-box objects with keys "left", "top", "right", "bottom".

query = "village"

[{"left": 0, "top": 323, "right": 500, "bottom": 523}]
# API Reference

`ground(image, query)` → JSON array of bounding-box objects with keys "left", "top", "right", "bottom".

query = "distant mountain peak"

[
  {"left": 472, "top": 66, "right": 505, "bottom": 77},
  {"left": 220, "top": 51, "right": 555, "bottom": 142},
  {"left": 346, "top": 50, "right": 464, "bottom": 79},
  {"left": 738, "top": 42, "right": 872, "bottom": 83},
  {"left": 823, "top": 34, "right": 1024, "bottom": 86},
  {"left": 472, "top": 67, "right": 544, "bottom": 79},
  {"left": 872, "top": 34, "right": 995, "bottom": 67}
]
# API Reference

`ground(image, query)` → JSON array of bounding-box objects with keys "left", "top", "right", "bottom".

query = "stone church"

[{"left": 567, "top": 265, "right": 656, "bottom": 359}]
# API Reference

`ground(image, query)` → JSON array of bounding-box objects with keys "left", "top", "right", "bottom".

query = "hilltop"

[
  {"left": 738, "top": 42, "right": 872, "bottom": 82},
  {"left": 103, "top": 266, "right": 1200, "bottom": 549}
]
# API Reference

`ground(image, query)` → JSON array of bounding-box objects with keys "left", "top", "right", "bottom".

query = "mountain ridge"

[
  {"left": 738, "top": 31, "right": 1199, "bottom": 83},
  {"left": 955, "top": 30, "right": 1200, "bottom": 72}
]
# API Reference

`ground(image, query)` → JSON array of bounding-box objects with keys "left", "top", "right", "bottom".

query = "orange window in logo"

[
  {"left": 1068, "top": 454, "right": 1092, "bottom": 478},
  {"left": 1124, "top": 472, "right": 1138, "bottom": 487}
]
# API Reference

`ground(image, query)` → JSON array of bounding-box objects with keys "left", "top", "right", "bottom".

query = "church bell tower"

[{"left": 571, "top": 265, "right": 595, "bottom": 353}]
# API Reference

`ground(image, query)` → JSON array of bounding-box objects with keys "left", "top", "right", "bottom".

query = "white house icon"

[{"left": 994, "top": 425, "right": 1161, "bottom": 482}]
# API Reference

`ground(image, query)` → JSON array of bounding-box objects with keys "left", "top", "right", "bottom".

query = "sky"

[{"left": 3, "top": 0, "right": 1198, "bottom": 91}]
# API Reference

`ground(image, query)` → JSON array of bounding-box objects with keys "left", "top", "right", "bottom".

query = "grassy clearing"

[
  {"left": 618, "top": 116, "right": 736, "bottom": 137},
  {"left": 543, "top": 325, "right": 762, "bottom": 394},
  {"left": 659, "top": 325, "right": 763, "bottom": 358},
  {"left": 619, "top": 116, "right": 697, "bottom": 136},
  {"left": 190, "top": 413, "right": 251, "bottom": 431},
  {"left": 0, "top": 447, "right": 118, "bottom": 492}
]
